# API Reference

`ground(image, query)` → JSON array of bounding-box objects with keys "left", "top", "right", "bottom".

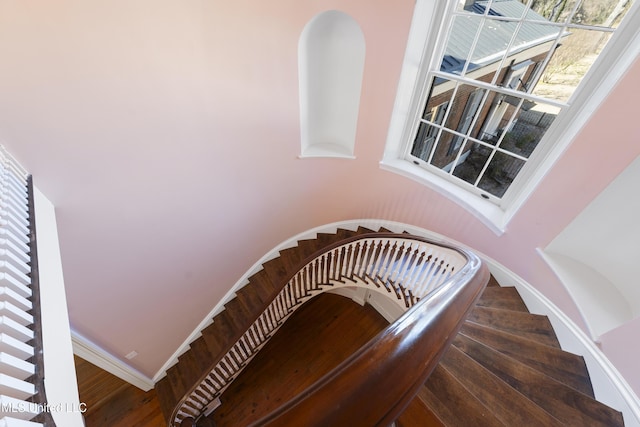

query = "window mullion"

[
  {"left": 432, "top": 70, "right": 569, "bottom": 109},
  {"left": 487, "top": 1, "right": 532, "bottom": 87}
]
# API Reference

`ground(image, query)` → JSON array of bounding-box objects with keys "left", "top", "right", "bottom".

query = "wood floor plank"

[
  {"left": 75, "top": 356, "right": 164, "bottom": 427},
  {"left": 475, "top": 286, "right": 528, "bottom": 312},
  {"left": 209, "top": 292, "right": 390, "bottom": 427},
  {"left": 74, "top": 355, "right": 129, "bottom": 411}
]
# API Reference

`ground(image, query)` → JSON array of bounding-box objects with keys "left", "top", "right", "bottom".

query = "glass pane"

[
  {"left": 484, "top": 0, "right": 532, "bottom": 19},
  {"left": 494, "top": 58, "right": 543, "bottom": 93},
  {"left": 457, "top": 0, "right": 477, "bottom": 14},
  {"left": 422, "top": 84, "right": 452, "bottom": 122},
  {"left": 475, "top": 90, "right": 518, "bottom": 143},
  {"left": 500, "top": 103, "right": 559, "bottom": 158},
  {"left": 478, "top": 151, "right": 526, "bottom": 197},
  {"left": 533, "top": 28, "right": 612, "bottom": 102},
  {"left": 466, "top": 18, "right": 515, "bottom": 78},
  {"left": 529, "top": 0, "right": 580, "bottom": 23},
  {"left": 512, "top": 22, "right": 563, "bottom": 64},
  {"left": 444, "top": 84, "right": 486, "bottom": 135},
  {"left": 411, "top": 121, "right": 439, "bottom": 161},
  {"left": 441, "top": 15, "right": 483, "bottom": 75},
  {"left": 452, "top": 141, "right": 492, "bottom": 185},
  {"left": 430, "top": 129, "right": 462, "bottom": 170},
  {"left": 457, "top": 0, "right": 491, "bottom": 14},
  {"left": 572, "top": 0, "right": 634, "bottom": 27}
]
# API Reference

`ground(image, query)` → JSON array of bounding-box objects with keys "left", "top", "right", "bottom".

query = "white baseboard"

[{"left": 72, "top": 331, "right": 155, "bottom": 392}]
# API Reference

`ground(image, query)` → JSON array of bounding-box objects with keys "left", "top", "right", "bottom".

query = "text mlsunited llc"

[{"left": 1, "top": 402, "right": 87, "bottom": 413}]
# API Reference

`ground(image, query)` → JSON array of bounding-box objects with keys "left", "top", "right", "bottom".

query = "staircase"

[
  {"left": 155, "top": 226, "right": 385, "bottom": 423},
  {"left": 155, "top": 227, "right": 625, "bottom": 427},
  {"left": 397, "top": 276, "right": 624, "bottom": 426},
  {"left": 0, "top": 148, "right": 54, "bottom": 425}
]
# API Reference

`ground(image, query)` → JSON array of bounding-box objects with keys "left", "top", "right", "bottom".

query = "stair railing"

[
  {"left": 0, "top": 148, "right": 55, "bottom": 425},
  {"left": 170, "top": 233, "right": 488, "bottom": 426}
]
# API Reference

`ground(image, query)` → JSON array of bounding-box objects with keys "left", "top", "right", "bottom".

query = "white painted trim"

[
  {"left": 33, "top": 187, "right": 85, "bottom": 427},
  {"left": 153, "top": 218, "right": 640, "bottom": 426},
  {"left": 326, "top": 287, "right": 368, "bottom": 307},
  {"left": 367, "top": 290, "right": 405, "bottom": 324},
  {"left": 71, "top": 331, "right": 154, "bottom": 392}
]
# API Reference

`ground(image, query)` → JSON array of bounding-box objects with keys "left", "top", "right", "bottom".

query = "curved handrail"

[
  {"left": 251, "top": 251, "right": 488, "bottom": 426},
  {"left": 169, "top": 232, "right": 487, "bottom": 426}
]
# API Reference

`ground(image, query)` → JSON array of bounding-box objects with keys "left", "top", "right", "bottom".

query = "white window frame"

[{"left": 381, "top": 0, "right": 640, "bottom": 235}]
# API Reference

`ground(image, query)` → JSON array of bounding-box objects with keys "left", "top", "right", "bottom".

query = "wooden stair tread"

[
  {"left": 277, "top": 246, "right": 304, "bottom": 270},
  {"left": 177, "top": 351, "right": 205, "bottom": 389},
  {"left": 261, "top": 257, "right": 290, "bottom": 285},
  {"left": 452, "top": 333, "right": 624, "bottom": 426},
  {"left": 234, "top": 285, "right": 270, "bottom": 315},
  {"left": 189, "top": 336, "right": 215, "bottom": 372},
  {"left": 201, "top": 313, "right": 241, "bottom": 359},
  {"left": 294, "top": 228, "right": 373, "bottom": 259},
  {"left": 475, "top": 286, "right": 529, "bottom": 312},
  {"left": 315, "top": 232, "right": 342, "bottom": 248},
  {"left": 422, "top": 364, "right": 506, "bottom": 426},
  {"left": 334, "top": 228, "right": 358, "bottom": 239},
  {"left": 439, "top": 344, "right": 566, "bottom": 427},
  {"left": 486, "top": 275, "right": 500, "bottom": 287},
  {"left": 153, "top": 377, "right": 176, "bottom": 422},
  {"left": 294, "top": 238, "right": 324, "bottom": 258},
  {"left": 222, "top": 298, "right": 255, "bottom": 331},
  {"left": 459, "top": 321, "right": 593, "bottom": 396},
  {"left": 467, "top": 305, "right": 561, "bottom": 349},
  {"left": 245, "top": 269, "right": 280, "bottom": 301}
]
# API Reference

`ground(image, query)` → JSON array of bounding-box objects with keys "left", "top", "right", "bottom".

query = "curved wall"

[{"left": 2, "top": 0, "right": 640, "bottom": 409}]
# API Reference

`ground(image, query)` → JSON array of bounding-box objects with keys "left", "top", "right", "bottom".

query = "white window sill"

[{"left": 379, "top": 158, "right": 509, "bottom": 235}]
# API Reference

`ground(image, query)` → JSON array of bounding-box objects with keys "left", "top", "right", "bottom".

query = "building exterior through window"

[{"left": 408, "top": 0, "right": 634, "bottom": 201}]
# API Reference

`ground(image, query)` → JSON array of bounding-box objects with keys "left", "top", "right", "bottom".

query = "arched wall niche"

[
  {"left": 542, "top": 155, "right": 640, "bottom": 340},
  {"left": 298, "top": 10, "right": 365, "bottom": 158}
]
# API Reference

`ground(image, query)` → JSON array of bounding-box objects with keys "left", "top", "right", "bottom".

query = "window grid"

[{"left": 408, "top": 0, "right": 625, "bottom": 201}]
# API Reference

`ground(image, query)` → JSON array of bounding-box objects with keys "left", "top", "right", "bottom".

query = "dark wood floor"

[
  {"left": 210, "top": 292, "right": 390, "bottom": 426},
  {"left": 74, "top": 355, "right": 164, "bottom": 427},
  {"left": 75, "top": 292, "right": 389, "bottom": 426}
]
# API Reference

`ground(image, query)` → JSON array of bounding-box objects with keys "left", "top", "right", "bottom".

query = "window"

[{"left": 382, "top": 0, "right": 639, "bottom": 232}]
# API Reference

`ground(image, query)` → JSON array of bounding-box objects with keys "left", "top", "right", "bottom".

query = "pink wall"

[
  {"left": 1, "top": 0, "right": 639, "bottom": 395},
  {"left": 508, "top": 56, "right": 640, "bottom": 392}
]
